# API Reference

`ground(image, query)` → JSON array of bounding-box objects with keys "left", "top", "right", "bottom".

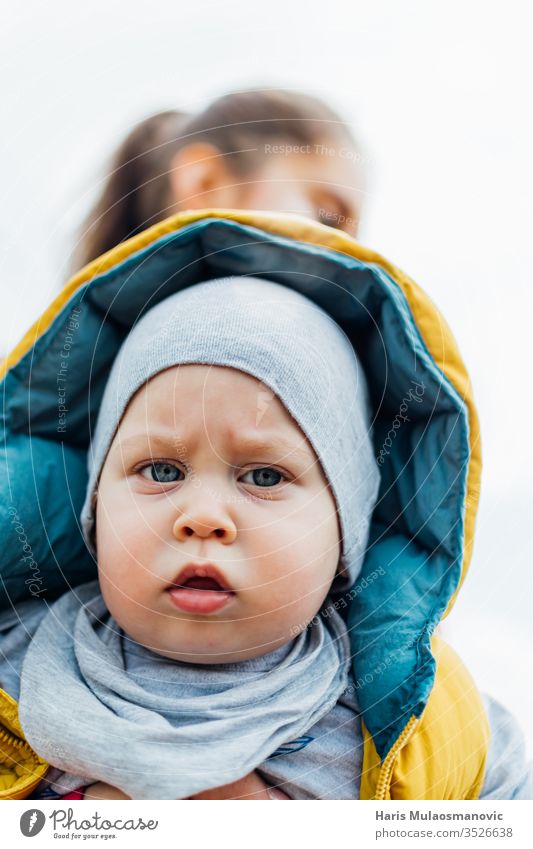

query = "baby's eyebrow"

[
  {"left": 113, "top": 433, "right": 184, "bottom": 458},
  {"left": 115, "top": 432, "right": 313, "bottom": 463},
  {"left": 228, "top": 434, "right": 314, "bottom": 464}
]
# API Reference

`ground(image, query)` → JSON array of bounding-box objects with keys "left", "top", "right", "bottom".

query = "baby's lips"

[{"left": 168, "top": 561, "right": 235, "bottom": 592}]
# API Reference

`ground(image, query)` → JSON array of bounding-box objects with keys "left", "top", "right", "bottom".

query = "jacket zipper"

[
  {"left": 374, "top": 715, "right": 418, "bottom": 800},
  {"left": 0, "top": 722, "right": 32, "bottom": 758},
  {"left": 0, "top": 694, "right": 49, "bottom": 798}
]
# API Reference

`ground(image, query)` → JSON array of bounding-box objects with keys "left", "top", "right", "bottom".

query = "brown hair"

[{"left": 70, "top": 88, "right": 359, "bottom": 272}]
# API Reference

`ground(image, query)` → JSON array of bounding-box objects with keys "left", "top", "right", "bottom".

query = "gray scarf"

[{"left": 19, "top": 580, "right": 351, "bottom": 800}]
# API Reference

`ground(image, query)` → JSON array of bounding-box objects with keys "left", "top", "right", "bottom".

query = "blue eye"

[
  {"left": 241, "top": 467, "right": 284, "bottom": 487},
  {"left": 140, "top": 462, "right": 182, "bottom": 483}
]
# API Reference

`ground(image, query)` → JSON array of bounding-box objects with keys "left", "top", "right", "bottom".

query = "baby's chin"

[{"left": 128, "top": 630, "right": 295, "bottom": 666}]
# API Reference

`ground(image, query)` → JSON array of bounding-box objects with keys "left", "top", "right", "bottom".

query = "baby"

[{"left": 15, "top": 275, "right": 381, "bottom": 799}]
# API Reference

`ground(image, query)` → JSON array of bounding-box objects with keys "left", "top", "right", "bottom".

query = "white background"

[{"left": 1, "top": 1, "right": 532, "bottom": 750}]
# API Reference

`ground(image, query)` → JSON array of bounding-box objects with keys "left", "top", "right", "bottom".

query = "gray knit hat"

[{"left": 81, "top": 276, "right": 380, "bottom": 592}]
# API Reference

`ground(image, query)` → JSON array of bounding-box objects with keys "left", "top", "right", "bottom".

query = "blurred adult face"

[{"left": 168, "top": 139, "right": 365, "bottom": 237}]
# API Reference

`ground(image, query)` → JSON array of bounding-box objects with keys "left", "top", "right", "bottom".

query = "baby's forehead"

[
  {"left": 120, "top": 363, "right": 316, "bottom": 458},
  {"left": 133, "top": 364, "right": 280, "bottom": 417}
]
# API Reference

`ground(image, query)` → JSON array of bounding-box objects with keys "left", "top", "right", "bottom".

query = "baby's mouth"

[
  {"left": 168, "top": 562, "right": 235, "bottom": 593},
  {"left": 166, "top": 565, "right": 236, "bottom": 614}
]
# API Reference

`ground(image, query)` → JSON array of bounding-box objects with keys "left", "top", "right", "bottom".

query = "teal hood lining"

[{"left": 0, "top": 217, "right": 470, "bottom": 758}]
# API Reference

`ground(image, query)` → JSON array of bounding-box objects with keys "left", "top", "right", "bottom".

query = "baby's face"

[{"left": 95, "top": 364, "right": 340, "bottom": 663}]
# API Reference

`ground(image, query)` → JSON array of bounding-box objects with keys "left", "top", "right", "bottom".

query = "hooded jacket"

[{"left": 0, "top": 209, "right": 527, "bottom": 799}]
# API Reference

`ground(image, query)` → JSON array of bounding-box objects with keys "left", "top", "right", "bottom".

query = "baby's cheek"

[
  {"left": 96, "top": 508, "right": 151, "bottom": 589},
  {"left": 257, "top": 562, "right": 327, "bottom": 627}
]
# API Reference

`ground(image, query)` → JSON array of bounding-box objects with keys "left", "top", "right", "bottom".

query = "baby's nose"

[{"left": 172, "top": 512, "right": 237, "bottom": 543}]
